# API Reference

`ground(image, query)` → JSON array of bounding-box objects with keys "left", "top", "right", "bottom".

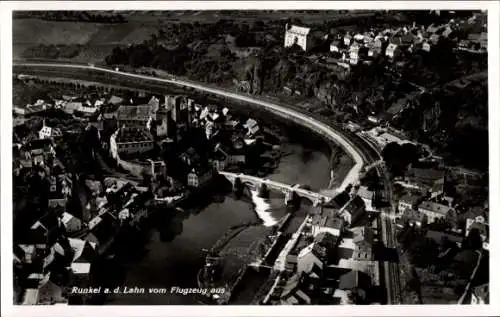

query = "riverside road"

[{"left": 13, "top": 61, "right": 402, "bottom": 304}]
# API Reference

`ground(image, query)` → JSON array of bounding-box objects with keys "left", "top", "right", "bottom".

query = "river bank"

[
  {"left": 14, "top": 69, "right": 351, "bottom": 305},
  {"left": 101, "top": 128, "right": 330, "bottom": 305},
  {"left": 13, "top": 69, "right": 355, "bottom": 191}
]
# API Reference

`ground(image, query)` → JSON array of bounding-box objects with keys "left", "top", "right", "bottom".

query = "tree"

[
  {"left": 408, "top": 237, "right": 439, "bottom": 268},
  {"left": 252, "top": 20, "right": 265, "bottom": 32},
  {"left": 463, "top": 228, "right": 482, "bottom": 250},
  {"left": 381, "top": 142, "right": 403, "bottom": 175},
  {"left": 382, "top": 141, "right": 418, "bottom": 176},
  {"left": 401, "top": 143, "right": 418, "bottom": 166}
]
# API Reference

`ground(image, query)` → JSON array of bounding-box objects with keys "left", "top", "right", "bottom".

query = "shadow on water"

[
  {"left": 151, "top": 176, "right": 236, "bottom": 242},
  {"left": 87, "top": 257, "right": 127, "bottom": 305},
  {"left": 91, "top": 175, "right": 270, "bottom": 303}
]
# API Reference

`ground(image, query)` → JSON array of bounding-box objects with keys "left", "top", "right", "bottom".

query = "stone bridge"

[{"left": 219, "top": 171, "right": 333, "bottom": 206}]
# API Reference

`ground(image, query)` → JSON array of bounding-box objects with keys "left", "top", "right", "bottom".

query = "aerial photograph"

[{"left": 11, "top": 9, "right": 489, "bottom": 306}]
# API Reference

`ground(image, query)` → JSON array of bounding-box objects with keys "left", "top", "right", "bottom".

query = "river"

[{"left": 101, "top": 121, "right": 332, "bottom": 305}]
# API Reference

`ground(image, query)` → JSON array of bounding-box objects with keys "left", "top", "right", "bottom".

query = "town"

[{"left": 11, "top": 9, "right": 489, "bottom": 306}]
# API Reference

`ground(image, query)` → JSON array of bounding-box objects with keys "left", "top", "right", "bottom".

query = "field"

[
  {"left": 13, "top": 18, "right": 158, "bottom": 62},
  {"left": 122, "top": 10, "right": 365, "bottom": 24},
  {"left": 13, "top": 10, "right": 375, "bottom": 62},
  {"left": 13, "top": 79, "right": 56, "bottom": 106}
]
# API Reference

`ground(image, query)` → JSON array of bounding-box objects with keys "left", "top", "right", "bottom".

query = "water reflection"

[
  {"left": 249, "top": 190, "right": 276, "bottom": 227},
  {"left": 103, "top": 178, "right": 280, "bottom": 305},
  {"left": 94, "top": 137, "right": 330, "bottom": 305}
]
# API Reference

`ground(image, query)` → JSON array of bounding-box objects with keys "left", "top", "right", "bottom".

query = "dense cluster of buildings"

[
  {"left": 15, "top": 176, "right": 151, "bottom": 305},
  {"left": 101, "top": 92, "right": 265, "bottom": 189},
  {"left": 394, "top": 162, "right": 489, "bottom": 253},
  {"left": 13, "top": 106, "right": 155, "bottom": 304},
  {"left": 285, "top": 11, "right": 486, "bottom": 67},
  {"left": 262, "top": 190, "right": 379, "bottom": 305}
]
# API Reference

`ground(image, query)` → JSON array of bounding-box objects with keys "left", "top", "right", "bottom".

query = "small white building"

[
  {"left": 284, "top": 24, "right": 312, "bottom": 51},
  {"left": 71, "top": 262, "right": 91, "bottom": 276},
  {"left": 349, "top": 43, "right": 361, "bottom": 65},
  {"left": 39, "top": 125, "right": 62, "bottom": 140},
  {"left": 297, "top": 244, "right": 324, "bottom": 276},
  {"left": 60, "top": 212, "right": 82, "bottom": 233},
  {"left": 22, "top": 289, "right": 40, "bottom": 305},
  {"left": 422, "top": 42, "right": 431, "bottom": 52},
  {"left": 385, "top": 43, "right": 400, "bottom": 59},
  {"left": 343, "top": 34, "right": 352, "bottom": 46},
  {"left": 353, "top": 33, "right": 365, "bottom": 42},
  {"left": 330, "top": 40, "right": 341, "bottom": 53},
  {"left": 187, "top": 167, "right": 213, "bottom": 188},
  {"left": 465, "top": 216, "right": 488, "bottom": 243},
  {"left": 244, "top": 118, "right": 260, "bottom": 136},
  {"left": 79, "top": 105, "right": 98, "bottom": 117},
  {"left": 357, "top": 186, "right": 375, "bottom": 211}
]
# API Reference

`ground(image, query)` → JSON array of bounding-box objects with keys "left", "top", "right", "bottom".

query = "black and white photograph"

[{"left": 1, "top": 1, "right": 499, "bottom": 316}]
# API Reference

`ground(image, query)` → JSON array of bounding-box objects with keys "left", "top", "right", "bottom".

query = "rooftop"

[
  {"left": 115, "top": 127, "right": 153, "bottom": 143},
  {"left": 22, "top": 289, "right": 39, "bottom": 305},
  {"left": 356, "top": 186, "right": 374, "bottom": 201},
  {"left": 338, "top": 270, "right": 371, "bottom": 290},
  {"left": 342, "top": 196, "right": 365, "bottom": 215},
  {"left": 69, "top": 238, "right": 97, "bottom": 262},
  {"left": 314, "top": 231, "right": 339, "bottom": 249},
  {"left": 399, "top": 194, "right": 422, "bottom": 204},
  {"left": 353, "top": 226, "right": 374, "bottom": 244},
  {"left": 71, "top": 262, "right": 91, "bottom": 275},
  {"left": 25, "top": 138, "right": 53, "bottom": 151},
  {"left": 60, "top": 212, "right": 75, "bottom": 225},
  {"left": 329, "top": 192, "right": 350, "bottom": 209},
  {"left": 419, "top": 201, "right": 452, "bottom": 216},
  {"left": 117, "top": 104, "right": 154, "bottom": 121},
  {"left": 287, "top": 24, "right": 311, "bottom": 36},
  {"left": 290, "top": 233, "right": 314, "bottom": 256}
]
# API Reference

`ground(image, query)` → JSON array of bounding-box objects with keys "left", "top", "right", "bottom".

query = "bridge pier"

[
  {"left": 284, "top": 189, "right": 299, "bottom": 208},
  {"left": 257, "top": 182, "right": 269, "bottom": 198},
  {"left": 233, "top": 177, "right": 244, "bottom": 195},
  {"left": 313, "top": 197, "right": 325, "bottom": 207}
]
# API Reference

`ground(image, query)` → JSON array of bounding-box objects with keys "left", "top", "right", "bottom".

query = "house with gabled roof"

[
  {"left": 353, "top": 226, "right": 374, "bottom": 261},
  {"left": 68, "top": 238, "right": 97, "bottom": 263},
  {"left": 22, "top": 288, "right": 40, "bottom": 305},
  {"left": 116, "top": 104, "right": 155, "bottom": 128},
  {"left": 398, "top": 194, "right": 422, "bottom": 213},
  {"left": 327, "top": 191, "right": 351, "bottom": 210},
  {"left": 37, "top": 278, "right": 67, "bottom": 305},
  {"left": 418, "top": 201, "right": 453, "bottom": 223},
  {"left": 39, "top": 124, "right": 62, "bottom": 140},
  {"left": 338, "top": 269, "right": 372, "bottom": 299},
  {"left": 356, "top": 186, "right": 375, "bottom": 211},
  {"left": 275, "top": 272, "right": 316, "bottom": 305},
  {"left": 187, "top": 164, "right": 213, "bottom": 188},
  {"left": 310, "top": 214, "right": 345, "bottom": 238},
  {"left": 29, "top": 213, "right": 61, "bottom": 247},
  {"left": 385, "top": 43, "right": 401, "bottom": 59},
  {"left": 339, "top": 196, "right": 366, "bottom": 227},
  {"left": 85, "top": 212, "right": 118, "bottom": 252},
  {"left": 284, "top": 24, "right": 312, "bottom": 51}
]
